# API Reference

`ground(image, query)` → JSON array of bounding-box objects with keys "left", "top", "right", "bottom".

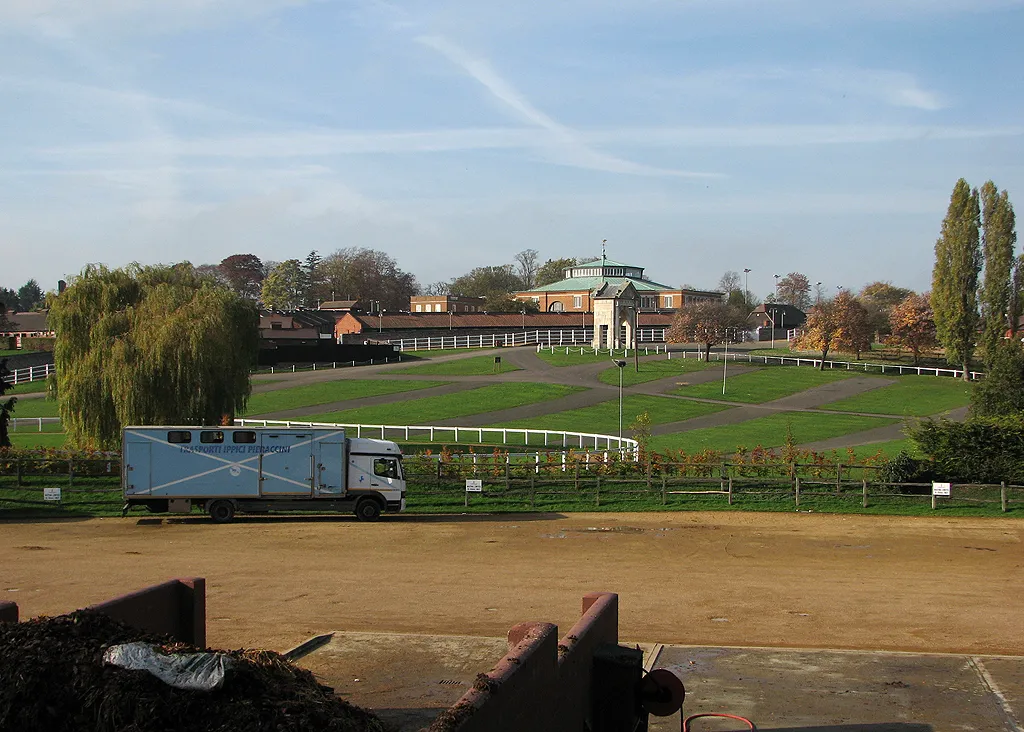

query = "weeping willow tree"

[{"left": 49, "top": 263, "right": 260, "bottom": 450}]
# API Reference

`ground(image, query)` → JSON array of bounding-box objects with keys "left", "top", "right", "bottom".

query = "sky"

[{"left": 2, "top": 0, "right": 1023, "bottom": 300}]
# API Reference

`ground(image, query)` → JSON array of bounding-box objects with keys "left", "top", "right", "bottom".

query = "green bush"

[
  {"left": 971, "top": 342, "right": 1024, "bottom": 417},
  {"left": 20, "top": 337, "right": 55, "bottom": 352},
  {"left": 907, "top": 416, "right": 1024, "bottom": 483}
]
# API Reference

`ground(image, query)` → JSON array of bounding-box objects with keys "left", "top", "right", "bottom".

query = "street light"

[
  {"left": 613, "top": 359, "right": 627, "bottom": 445},
  {"left": 743, "top": 268, "right": 751, "bottom": 306},
  {"left": 773, "top": 274, "right": 780, "bottom": 299},
  {"left": 816, "top": 282, "right": 823, "bottom": 305}
]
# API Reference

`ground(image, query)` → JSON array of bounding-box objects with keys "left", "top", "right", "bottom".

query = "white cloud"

[{"left": 415, "top": 34, "right": 718, "bottom": 178}]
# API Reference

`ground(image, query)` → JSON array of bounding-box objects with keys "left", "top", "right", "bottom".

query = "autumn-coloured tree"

[
  {"left": 887, "top": 294, "right": 937, "bottom": 365},
  {"left": 776, "top": 272, "right": 812, "bottom": 310},
  {"left": 316, "top": 247, "right": 418, "bottom": 311},
  {"left": 218, "top": 254, "right": 266, "bottom": 300},
  {"left": 666, "top": 300, "right": 746, "bottom": 361},
  {"left": 858, "top": 281, "right": 913, "bottom": 339},
  {"left": 796, "top": 291, "right": 868, "bottom": 368},
  {"left": 932, "top": 179, "right": 981, "bottom": 380},
  {"left": 837, "top": 292, "right": 872, "bottom": 358}
]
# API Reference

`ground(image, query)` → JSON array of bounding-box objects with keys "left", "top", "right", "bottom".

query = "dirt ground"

[{"left": 1, "top": 511, "right": 1021, "bottom": 656}]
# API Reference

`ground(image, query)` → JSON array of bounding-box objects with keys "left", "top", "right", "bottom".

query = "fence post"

[
  {"left": 505, "top": 459, "right": 510, "bottom": 493},
  {"left": 646, "top": 460, "right": 652, "bottom": 494},
  {"left": 530, "top": 471, "right": 535, "bottom": 509},
  {"left": 1002, "top": 482, "right": 1007, "bottom": 513},
  {"left": 574, "top": 462, "right": 579, "bottom": 492},
  {"left": 68, "top": 457, "right": 74, "bottom": 488},
  {"left": 661, "top": 474, "right": 666, "bottom": 505},
  {"left": 836, "top": 462, "right": 842, "bottom": 496},
  {"left": 862, "top": 479, "right": 868, "bottom": 508},
  {"left": 16, "top": 457, "right": 22, "bottom": 487},
  {"left": 795, "top": 476, "right": 800, "bottom": 507},
  {"left": 595, "top": 475, "right": 600, "bottom": 507},
  {"left": 728, "top": 476, "right": 733, "bottom": 506},
  {"left": 931, "top": 489, "right": 937, "bottom": 510}
]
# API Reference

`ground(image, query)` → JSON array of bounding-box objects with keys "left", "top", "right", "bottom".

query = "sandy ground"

[{"left": 1, "top": 512, "right": 1020, "bottom": 656}]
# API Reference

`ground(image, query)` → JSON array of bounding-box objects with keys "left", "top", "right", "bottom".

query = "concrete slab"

[
  {"left": 649, "top": 645, "right": 1024, "bottom": 732},
  {"left": 297, "top": 631, "right": 508, "bottom": 731},
  {"left": 299, "top": 635, "right": 1024, "bottom": 732}
]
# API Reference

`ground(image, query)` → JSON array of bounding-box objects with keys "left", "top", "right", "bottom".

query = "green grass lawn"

[
  {"left": 534, "top": 347, "right": 640, "bottom": 366},
  {"left": 818, "top": 375, "right": 972, "bottom": 416},
  {"left": 597, "top": 357, "right": 714, "bottom": 386},
  {"left": 8, "top": 380, "right": 48, "bottom": 394},
  {"left": 493, "top": 395, "right": 731, "bottom": 435},
  {"left": 8, "top": 397, "right": 59, "bottom": 418},
  {"left": 671, "top": 366, "right": 857, "bottom": 403},
  {"left": 242, "top": 379, "right": 447, "bottom": 416},
  {"left": 8, "top": 432, "right": 68, "bottom": 448},
  {"left": 388, "top": 355, "right": 521, "bottom": 376},
  {"left": 649, "top": 412, "right": 897, "bottom": 454},
  {"left": 302, "top": 382, "right": 584, "bottom": 425}
]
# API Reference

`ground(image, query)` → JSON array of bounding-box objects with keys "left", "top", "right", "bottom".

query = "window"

[
  {"left": 664, "top": 295, "right": 674, "bottom": 308},
  {"left": 232, "top": 431, "right": 256, "bottom": 444},
  {"left": 200, "top": 430, "right": 224, "bottom": 444},
  {"left": 270, "top": 322, "right": 282, "bottom": 329},
  {"left": 573, "top": 295, "right": 582, "bottom": 308},
  {"left": 167, "top": 430, "right": 191, "bottom": 444},
  {"left": 435, "top": 303, "right": 443, "bottom": 312},
  {"left": 415, "top": 304, "right": 422, "bottom": 312},
  {"left": 373, "top": 458, "right": 400, "bottom": 479}
]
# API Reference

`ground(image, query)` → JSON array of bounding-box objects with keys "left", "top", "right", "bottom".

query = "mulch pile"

[{"left": 0, "top": 610, "right": 387, "bottom": 732}]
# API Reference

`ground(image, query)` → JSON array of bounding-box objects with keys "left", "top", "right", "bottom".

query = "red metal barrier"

[
  {"left": 0, "top": 578, "right": 206, "bottom": 649},
  {"left": 429, "top": 592, "right": 626, "bottom": 732},
  {"left": 88, "top": 577, "right": 206, "bottom": 647}
]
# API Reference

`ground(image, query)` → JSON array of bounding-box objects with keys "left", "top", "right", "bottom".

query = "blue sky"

[{"left": 3, "top": 0, "right": 1023, "bottom": 299}]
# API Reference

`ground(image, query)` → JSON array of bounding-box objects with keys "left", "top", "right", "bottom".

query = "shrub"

[{"left": 907, "top": 416, "right": 1024, "bottom": 483}]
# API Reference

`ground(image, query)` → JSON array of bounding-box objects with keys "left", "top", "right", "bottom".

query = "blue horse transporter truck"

[{"left": 121, "top": 426, "right": 406, "bottom": 522}]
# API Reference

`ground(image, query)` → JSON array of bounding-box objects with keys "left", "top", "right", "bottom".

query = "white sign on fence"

[
  {"left": 932, "top": 482, "right": 951, "bottom": 497},
  {"left": 465, "top": 479, "right": 483, "bottom": 493},
  {"left": 43, "top": 487, "right": 61, "bottom": 502}
]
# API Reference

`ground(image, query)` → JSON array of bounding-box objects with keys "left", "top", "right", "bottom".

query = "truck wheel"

[
  {"left": 355, "top": 498, "right": 382, "bottom": 522},
  {"left": 208, "top": 500, "right": 235, "bottom": 524}
]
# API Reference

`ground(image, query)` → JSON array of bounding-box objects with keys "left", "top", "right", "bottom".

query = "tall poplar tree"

[
  {"left": 932, "top": 179, "right": 981, "bottom": 380},
  {"left": 49, "top": 263, "right": 260, "bottom": 450},
  {"left": 978, "top": 181, "right": 1017, "bottom": 365}
]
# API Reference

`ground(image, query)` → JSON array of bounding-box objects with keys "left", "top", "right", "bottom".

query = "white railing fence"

[
  {"left": 668, "top": 350, "right": 983, "bottom": 379},
  {"left": 234, "top": 418, "right": 638, "bottom": 459},
  {"left": 5, "top": 363, "right": 55, "bottom": 385}
]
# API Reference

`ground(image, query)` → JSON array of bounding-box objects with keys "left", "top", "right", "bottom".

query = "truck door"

[
  {"left": 123, "top": 441, "right": 151, "bottom": 497},
  {"left": 315, "top": 441, "right": 345, "bottom": 496},
  {"left": 259, "top": 432, "right": 314, "bottom": 496}
]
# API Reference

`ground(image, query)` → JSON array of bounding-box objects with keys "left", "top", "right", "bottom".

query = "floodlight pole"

[{"left": 723, "top": 337, "right": 729, "bottom": 396}]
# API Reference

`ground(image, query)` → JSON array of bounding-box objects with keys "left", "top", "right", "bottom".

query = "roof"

[
  {"left": 319, "top": 300, "right": 362, "bottom": 310},
  {"left": 574, "top": 258, "right": 640, "bottom": 269},
  {"left": 526, "top": 276, "right": 673, "bottom": 293},
  {"left": 0, "top": 311, "right": 51, "bottom": 334},
  {"left": 343, "top": 311, "right": 679, "bottom": 330},
  {"left": 593, "top": 281, "right": 637, "bottom": 300}
]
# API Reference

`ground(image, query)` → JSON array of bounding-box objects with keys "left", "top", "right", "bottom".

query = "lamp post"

[
  {"left": 743, "top": 268, "right": 751, "bottom": 307},
  {"left": 449, "top": 310, "right": 453, "bottom": 330},
  {"left": 613, "top": 359, "right": 627, "bottom": 444},
  {"left": 763, "top": 307, "right": 776, "bottom": 350},
  {"left": 773, "top": 274, "right": 780, "bottom": 302},
  {"left": 816, "top": 282, "right": 823, "bottom": 305},
  {"left": 378, "top": 310, "right": 383, "bottom": 333}
]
